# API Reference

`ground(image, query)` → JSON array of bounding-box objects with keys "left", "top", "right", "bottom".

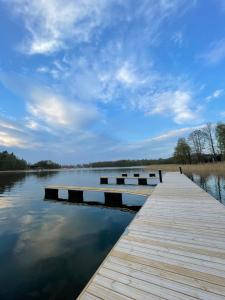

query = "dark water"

[
  {"left": 186, "top": 173, "right": 225, "bottom": 205},
  {"left": 0, "top": 168, "right": 153, "bottom": 300}
]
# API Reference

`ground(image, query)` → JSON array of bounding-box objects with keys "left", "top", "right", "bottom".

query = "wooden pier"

[
  {"left": 77, "top": 172, "right": 225, "bottom": 300},
  {"left": 100, "top": 176, "right": 158, "bottom": 186},
  {"left": 45, "top": 185, "right": 153, "bottom": 197},
  {"left": 121, "top": 173, "right": 157, "bottom": 178}
]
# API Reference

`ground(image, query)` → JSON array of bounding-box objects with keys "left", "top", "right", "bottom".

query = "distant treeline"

[
  {"left": 76, "top": 158, "right": 175, "bottom": 168},
  {"left": 0, "top": 151, "right": 27, "bottom": 170},
  {"left": 0, "top": 151, "right": 61, "bottom": 171},
  {"left": 1, "top": 121, "right": 225, "bottom": 170},
  {"left": 174, "top": 122, "right": 225, "bottom": 164}
]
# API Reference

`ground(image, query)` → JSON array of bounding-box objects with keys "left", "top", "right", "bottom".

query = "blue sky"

[{"left": 0, "top": 0, "right": 225, "bottom": 163}]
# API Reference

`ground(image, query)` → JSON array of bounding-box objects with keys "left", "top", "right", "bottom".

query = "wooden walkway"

[
  {"left": 45, "top": 185, "right": 153, "bottom": 196},
  {"left": 77, "top": 172, "right": 225, "bottom": 300}
]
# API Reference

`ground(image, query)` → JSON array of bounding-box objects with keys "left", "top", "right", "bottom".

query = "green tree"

[
  {"left": 32, "top": 160, "right": 61, "bottom": 169},
  {"left": 173, "top": 138, "right": 191, "bottom": 164},
  {"left": 216, "top": 123, "right": 225, "bottom": 159},
  {"left": 0, "top": 151, "right": 27, "bottom": 170}
]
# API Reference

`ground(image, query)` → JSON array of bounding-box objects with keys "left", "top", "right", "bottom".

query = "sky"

[{"left": 0, "top": 0, "right": 225, "bottom": 164}]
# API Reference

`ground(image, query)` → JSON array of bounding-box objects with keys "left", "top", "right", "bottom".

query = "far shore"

[
  {"left": 146, "top": 161, "right": 225, "bottom": 176},
  {"left": 0, "top": 161, "right": 225, "bottom": 176},
  {"left": 0, "top": 168, "right": 75, "bottom": 173}
]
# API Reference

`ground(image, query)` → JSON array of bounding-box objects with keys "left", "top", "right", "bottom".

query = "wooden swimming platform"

[
  {"left": 77, "top": 172, "right": 225, "bottom": 300},
  {"left": 100, "top": 176, "right": 157, "bottom": 179},
  {"left": 100, "top": 176, "right": 158, "bottom": 186},
  {"left": 45, "top": 185, "right": 153, "bottom": 197}
]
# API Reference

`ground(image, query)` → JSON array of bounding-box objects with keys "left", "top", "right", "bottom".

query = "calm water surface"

[
  {"left": 0, "top": 168, "right": 152, "bottom": 300},
  {"left": 186, "top": 172, "right": 225, "bottom": 205}
]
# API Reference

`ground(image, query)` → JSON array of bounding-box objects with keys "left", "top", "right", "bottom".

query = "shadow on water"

[
  {"left": 186, "top": 172, "right": 225, "bottom": 205},
  {"left": 44, "top": 198, "right": 141, "bottom": 213}
]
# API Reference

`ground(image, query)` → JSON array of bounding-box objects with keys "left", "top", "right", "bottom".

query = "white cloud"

[
  {"left": 0, "top": 117, "right": 37, "bottom": 148},
  {"left": 201, "top": 39, "right": 225, "bottom": 65},
  {"left": 36, "top": 66, "right": 59, "bottom": 79},
  {"left": 56, "top": 51, "right": 198, "bottom": 125},
  {"left": 206, "top": 89, "right": 224, "bottom": 102},
  {"left": 149, "top": 124, "right": 206, "bottom": 142},
  {"left": 137, "top": 90, "right": 198, "bottom": 124},
  {"left": 0, "top": 131, "right": 26, "bottom": 148},
  {"left": 0, "top": 71, "right": 101, "bottom": 132},
  {"left": 6, "top": 0, "right": 114, "bottom": 55},
  {"left": 116, "top": 62, "right": 143, "bottom": 86},
  {"left": 6, "top": 0, "right": 195, "bottom": 55},
  {"left": 27, "top": 88, "right": 99, "bottom": 130},
  {"left": 0, "top": 118, "right": 24, "bottom": 132}
]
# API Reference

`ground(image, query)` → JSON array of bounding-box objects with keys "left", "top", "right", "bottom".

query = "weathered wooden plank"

[
  {"left": 86, "top": 283, "right": 131, "bottom": 300},
  {"left": 79, "top": 292, "right": 100, "bottom": 300},
  {"left": 107, "top": 255, "right": 225, "bottom": 296},
  {"left": 103, "top": 261, "right": 225, "bottom": 300}
]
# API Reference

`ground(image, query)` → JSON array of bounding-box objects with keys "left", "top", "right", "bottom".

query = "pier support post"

[
  {"left": 159, "top": 170, "right": 162, "bottom": 183},
  {"left": 104, "top": 192, "right": 122, "bottom": 206},
  {"left": 138, "top": 178, "right": 147, "bottom": 185},
  {"left": 134, "top": 173, "right": 140, "bottom": 177},
  {"left": 149, "top": 173, "right": 156, "bottom": 177},
  {"left": 100, "top": 177, "right": 108, "bottom": 184},
  {"left": 116, "top": 178, "right": 125, "bottom": 185},
  {"left": 45, "top": 188, "right": 58, "bottom": 199},
  {"left": 122, "top": 173, "right": 127, "bottom": 177},
  {"left": 179, "top": 167, "right": 183, "bottom": 174},
  {"left": 68, "top": 190, "right": 83, "bottom": 202}
]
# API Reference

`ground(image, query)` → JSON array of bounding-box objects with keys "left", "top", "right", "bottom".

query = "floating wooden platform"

[
  {"left": 100, "top": 176, "right": 157, "bottom": 180},
  {"left": 100, "top": 176, "right": 158, "bottom": 179},
  {"left": 77, "top": 172, "right": 225, "bottom": 300},
  {"left": 100, "top": 176, "right": 158, "bottom": 186},
  {"left": 45, "top": 185, "right": 153, "bottom": 196}
]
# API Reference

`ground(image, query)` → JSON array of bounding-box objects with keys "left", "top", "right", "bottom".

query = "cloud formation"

[
  {"left": 150, "top": 90, "right": 198, "bottom": 124},
  {"left": 7, "top": 0, "right": 114, "bottom": 54},
  {"left": 0, "top": 116, "right": 37, "bottom": 148},
  {"left": 27, "top": 88, "right": 99, "bottom": 130},
  {"left": 2, "top": 0, "right": 220, "bottom": 163},
  {"left": 206, "top": 89, "right": 224, "bottom": 102},
  {"left": 6, "top": 0, "right": 195, "bottom": 55}
]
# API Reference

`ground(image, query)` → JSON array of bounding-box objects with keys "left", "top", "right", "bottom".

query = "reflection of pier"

[
  {"left": 45, "top": 185, "right": 153, "bottom": 207},
  {"left": 44, "top": 198, "right": 142, "bottom": 213}
]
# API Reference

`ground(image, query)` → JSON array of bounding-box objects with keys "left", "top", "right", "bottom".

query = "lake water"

[
  {"left": 185, "top": 172, "right": 225, "bottom": 205},
  {"left": 1, "top": 168, "right": 224, "bottom": 300},
  {"left": 0, "top": 168, "right": 154, "bottom": 300}
]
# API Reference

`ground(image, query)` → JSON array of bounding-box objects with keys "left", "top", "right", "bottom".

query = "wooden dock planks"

[
  {"left": 45, "top": 185, "right": 153, "bottom": 196},
  {"left": 77, "top": 172, "right": 225, "bottom": 300}
]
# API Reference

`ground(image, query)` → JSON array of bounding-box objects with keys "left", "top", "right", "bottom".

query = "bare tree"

[
  {"left": 202, "top": 123, "right": 217, "bottom": 161},
  {"left": 188, "top": 130, "right": 206, "bottom": 162}
]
